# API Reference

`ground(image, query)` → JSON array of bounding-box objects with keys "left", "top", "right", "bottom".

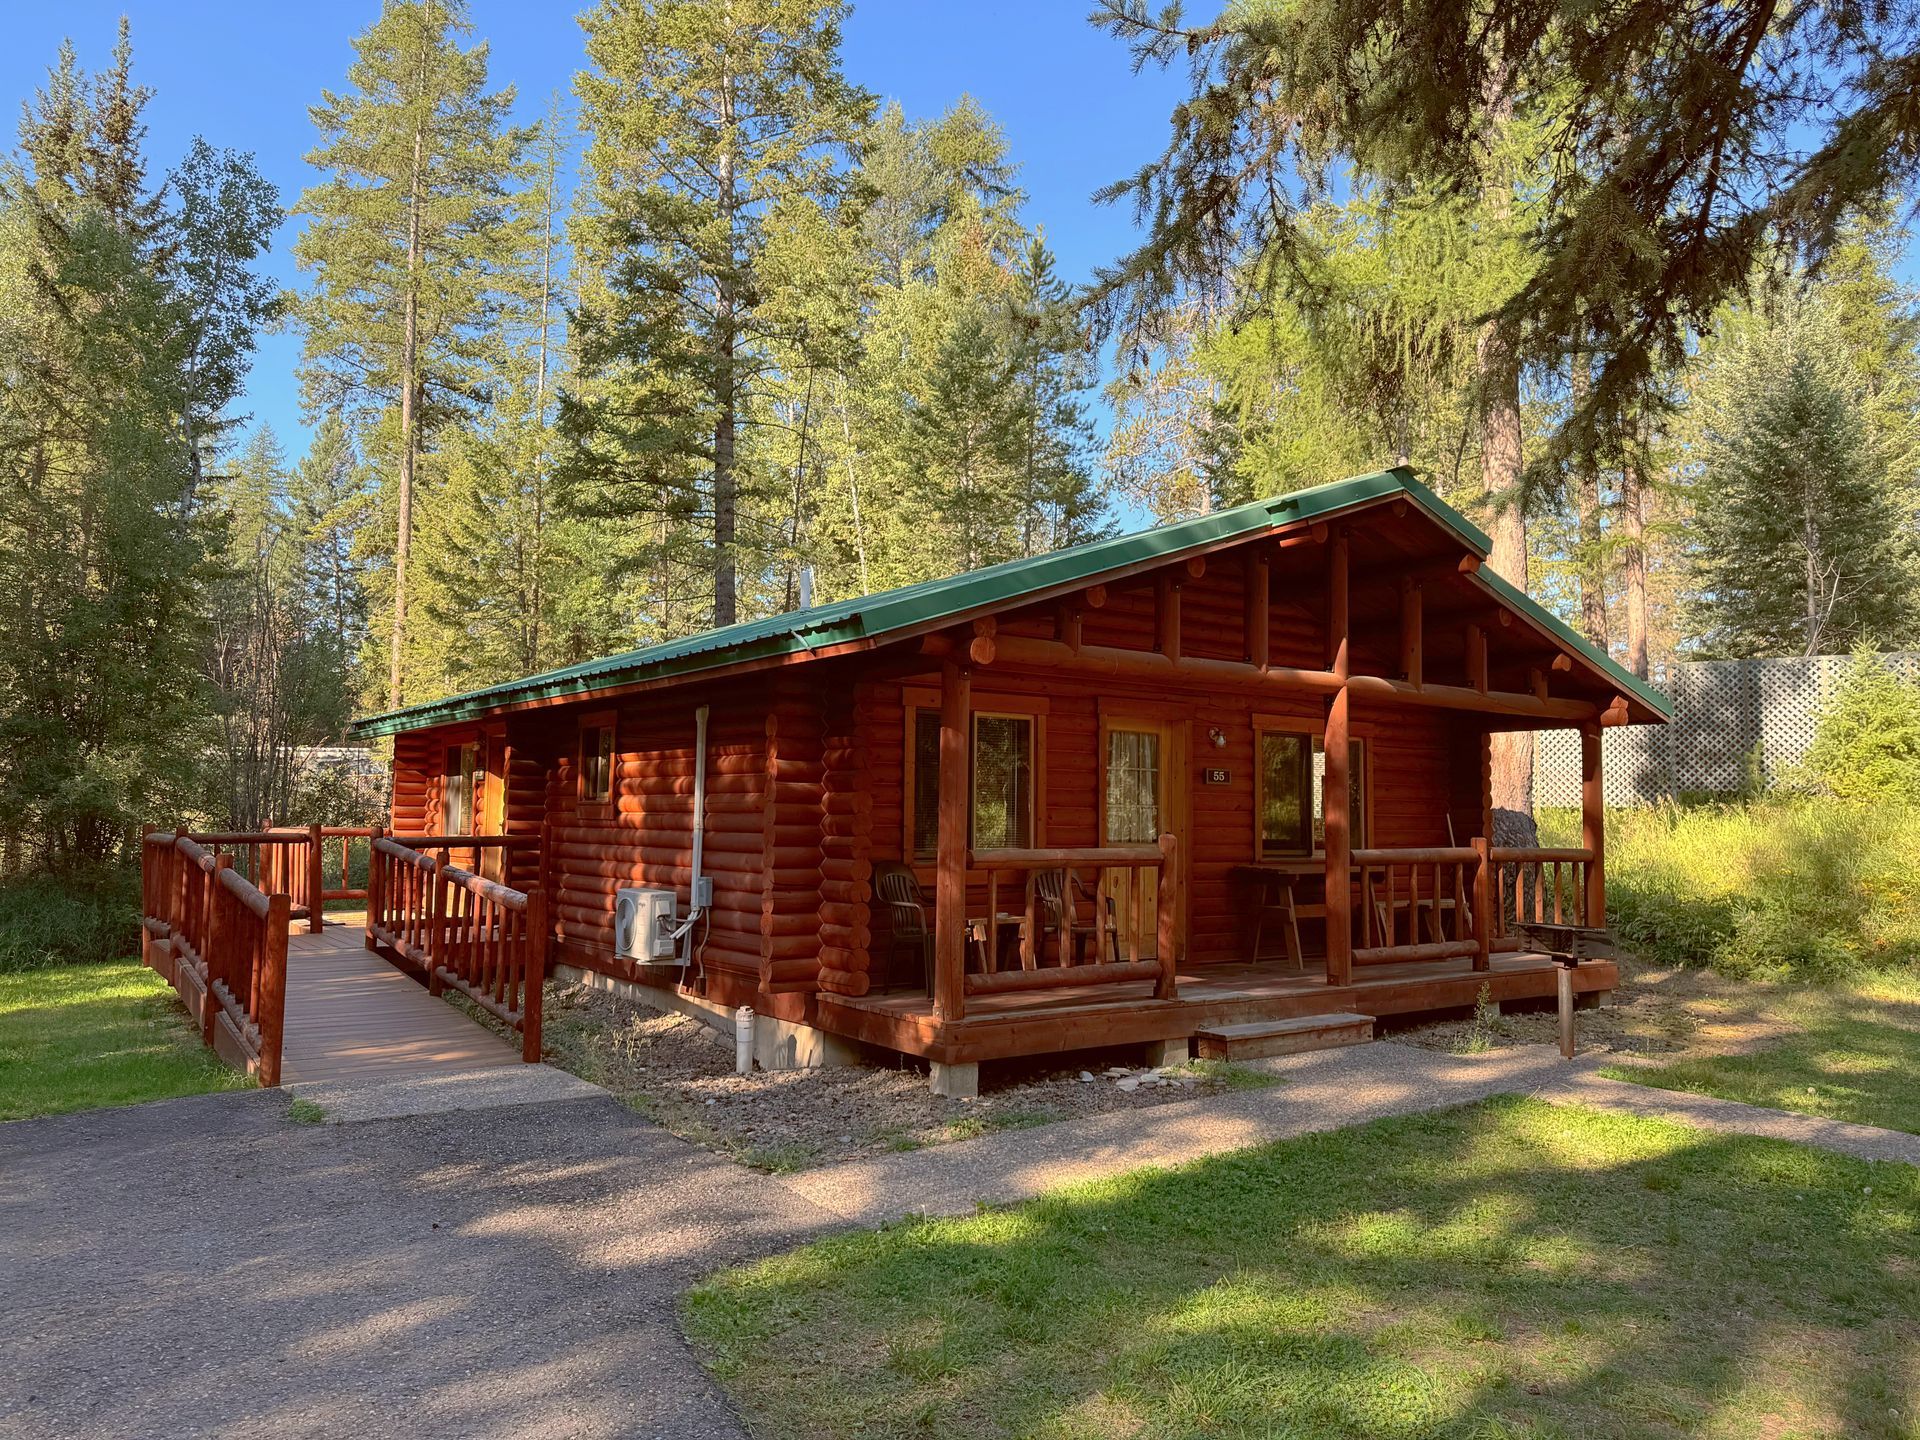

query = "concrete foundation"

[
  {"left": 929, "top": 1061, "right": 979, "bottom": 1099},
  {"left": 552, "top": 965, "right": 864, "bottom": 1072},
  {"left": 1142, "top": 1037, "right": 1188, "bottom": 1067}
]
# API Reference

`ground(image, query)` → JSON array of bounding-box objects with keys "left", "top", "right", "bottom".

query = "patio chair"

[
  {"left": 874, "top": 863, "right": 934, "bottom": 994},
  {"left": 1032, "top": 868, "right": 1121, "bottom": 966}
]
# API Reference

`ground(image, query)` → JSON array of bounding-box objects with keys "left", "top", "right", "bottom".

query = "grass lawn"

[
  {"left": 688, "top": 1097, "right": 1919, "bottom": 1439},
  {"left": 0, "top": 962, "right": 250, "bottom": 1121},
  {"left": 1599, "top": 972, "right": 1920, "bottom": 1134}
]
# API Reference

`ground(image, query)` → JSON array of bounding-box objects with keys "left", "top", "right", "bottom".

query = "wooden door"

[
  {"left": 477, "top": 728, "right": 508, "bottom": 881},
  {"left": 1099, "top": 715, "right": 1185, "bottom": 960}
]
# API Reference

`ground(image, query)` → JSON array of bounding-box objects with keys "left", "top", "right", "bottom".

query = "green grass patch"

[
  {"left": 1164, "top": 1058, "right": 1282, "bottom": 1091},
  {"left": 686, "top": 1097, "right": 1919, "bottom": 1439},
  {"left": 0, "top": 962, "right": 250, "bottom": 1121},
  {"left": 286, "top": 1096, "right": 327, "bottom": 1125},
  {"left": 1601, "top": 977, "right": 1920, "bottom": 1133}
]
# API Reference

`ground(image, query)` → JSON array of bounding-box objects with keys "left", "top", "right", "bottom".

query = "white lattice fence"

[{"left": 1535, "top": 652, "right": 1920, "bottom": 806}]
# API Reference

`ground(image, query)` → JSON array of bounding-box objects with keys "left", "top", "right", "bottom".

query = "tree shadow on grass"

[{"left": 689, "top": 1096, "right": 1920, "bottom": 1439}]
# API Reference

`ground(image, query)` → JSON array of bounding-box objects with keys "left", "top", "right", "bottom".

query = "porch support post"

[
  {"left": 934, "top": 660, "right": 970, "bottom": 1022},
  {"left": 1324, "top": 529, "right": 1353, "bottom": 987},
  {"left": 1246, "top": 549, "right": 1270, "bottom": 669},
  {"left": 1156, "top": 573, "right": 1182, "bottom": 661},
  {"left": 1581, "top": 724, "right": 1606, "bottom": 926},
  {"left": 1399, "top": 579, "right": 1423, "bottom": 688}
]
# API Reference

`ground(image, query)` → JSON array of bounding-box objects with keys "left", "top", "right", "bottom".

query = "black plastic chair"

[{"left": 874, "top": 863, "right": 934, "bottom": 993}]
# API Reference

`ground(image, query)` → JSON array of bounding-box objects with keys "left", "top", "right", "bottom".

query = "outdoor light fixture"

[{"left": 1208, "top": 727, "right": 1228, "bottom": 749}]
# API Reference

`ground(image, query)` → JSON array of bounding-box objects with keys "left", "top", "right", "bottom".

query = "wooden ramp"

[{"left": 279, "top": 922, "right": 514, "bottom": 1085}]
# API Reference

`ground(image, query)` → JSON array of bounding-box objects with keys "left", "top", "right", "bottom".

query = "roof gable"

[{"left": 351, "top": 466, "right": 1670, "bottom": 737}]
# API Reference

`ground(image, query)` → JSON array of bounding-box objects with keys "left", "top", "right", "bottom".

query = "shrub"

[
  {"left": 1569, "top": 799, "right": 1920, "bottom": 980},
  {"left": 0, "top": 867, "right": 141, "bottom": 973},
  {"left": 1803, "top": 646, "right": 1920, "bottom": 802}
]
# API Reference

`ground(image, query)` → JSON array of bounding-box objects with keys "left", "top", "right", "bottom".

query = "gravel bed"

[{"left": 534, "top": 981, "right": 1278, "bottom": 1172}]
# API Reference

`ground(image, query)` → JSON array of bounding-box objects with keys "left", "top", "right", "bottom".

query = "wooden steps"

[{"left": 1193, "top": 1012, "right": 1375, "bottom": 1060}]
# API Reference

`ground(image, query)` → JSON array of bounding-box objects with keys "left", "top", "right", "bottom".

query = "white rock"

[
  {"left": 1078, "top": 1071, "right": 1095, "bottom": 1082},
  {"left": 1116, "top": 1076, "right": 1141, "bottom": 1092},
  {"left": 1104, "top": 1066, "right": 1131, "bottom": 1077}
]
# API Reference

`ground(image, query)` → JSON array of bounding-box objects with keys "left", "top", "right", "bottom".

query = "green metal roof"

[{"left": 351, "top": 465, "right": 1670, "bottom": 738}]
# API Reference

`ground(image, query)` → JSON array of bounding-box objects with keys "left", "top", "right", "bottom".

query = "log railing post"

[
  {"left": 365, "top": 827, "right": 386, "bottom": 951},
  {"left": 306, "top": 822, "right": 325, "bottom": 933},
  {"left": 934, "top": 660, "right": 970, "bottom": 1022},
  {"left": 426, "top": 852, "right": 446, "bottom": 996},
  {"left": 1323, "top": 527, "right": 1353, "bottom": 987},
  {"left": 258, "top": 891, "right": 290, "bottom": 1087},
  {"left": 203, "top": 854, "right": 233, "bottom": 1042},
  {"left": 1471, "top": 836, "right": 1492, "bottom": 971},
  {"left": 1581, "top": 725, "right": 1606, "bottom": 927},
  {"left": 1154, "top": 831, "right": 1179, "bottom": 1000},
  {"left": 522, "top": 887, "right": 547, "bottom": 1063}
]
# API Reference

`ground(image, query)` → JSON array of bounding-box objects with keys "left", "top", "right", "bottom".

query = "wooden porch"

[{"left": 821, "top": 950, "right": 1616, "bottom": 1065}]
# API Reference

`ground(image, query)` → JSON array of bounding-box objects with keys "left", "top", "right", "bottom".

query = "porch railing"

[
  {"left": 1353, "top": 846, "right": 1486, "bottom": 967},
  {"left": 140, "top": 830, "right": 288, "bottom": 1085},
  {"left": 367, "top": 836, "right": 547, "bottom": 1061},
  {"left": 1490, "top": 846, "right": 1597, "bottom": 950},
  {"left": 961, "top": 833, "right": 1179, "bottom": 1001}
]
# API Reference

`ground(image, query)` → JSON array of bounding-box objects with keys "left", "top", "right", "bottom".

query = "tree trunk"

[
  {"left": 1570, "top": 348, "right": 1608, "bottom": 650},
  {"left": 711, "top": 55, "right": 739, "bottom": 629},
  {"left": 389, "top": 119, "right": 425, "bottom": 712},
  {"left": 1621, "top": 454, "right": 1649, "bottom": 680},
  {"left": 1479, "top": 318, "right": 1534, "bottom": 824}
]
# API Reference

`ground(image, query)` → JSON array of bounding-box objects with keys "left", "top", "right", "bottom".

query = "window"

[
  {"left": 443, "top": 743, "right": 477, "bottom": 834},
  {"left": 580, "top": 718, "right": 615, "bottom": 806},
  {"left": 1104, "top": 728, "right": 1162, "bottom": 844},
  {"left": 972, "top": 715, "right": 1034, "bottom": 851},
  {"left": 1257, "top": 726, "right": 1366, "bottom": 857},
  {"left": 907, "top": 704, "right": 1039, "bottom": 859}
]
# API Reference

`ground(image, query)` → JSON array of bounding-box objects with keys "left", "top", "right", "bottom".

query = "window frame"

[
  {"left": 1252, "top": 713, "right": 1369, "bottom": 859},
  {"left": 900, "top": 687, "right": 1048, "bottom": 862},
  {"left": 577, "top": 709, "right": 617, "bottom": 813}
]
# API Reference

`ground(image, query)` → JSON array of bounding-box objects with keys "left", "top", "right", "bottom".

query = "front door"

[{"left": 1100, "top": 715, "right": 1183, "bottom": 960}]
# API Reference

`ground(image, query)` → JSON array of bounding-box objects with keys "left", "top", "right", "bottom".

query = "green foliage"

[
  {"left": 1682, "top": 290, "right": 1919, "bottom": 657},
  {"left": 688, "top": 1097, "right": 1919, "bottom": 1439},
  {"left": 1574, "top": 800, "right": 1920, "bottom": 980},
  {"left": 0, "top": 960, "right": 249, "bottom": 1119},
  {"left": 0, "top": 869, "right": 139, "bottom": 973},
  {"left": 1803, "top": 648, "right": 1920, "bottom": 803}
]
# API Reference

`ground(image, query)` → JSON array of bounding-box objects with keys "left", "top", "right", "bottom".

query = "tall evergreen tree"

[
  {"left": 567, "top": 0, "right": 871, "bottom": 632},
  {"left": 1684, "top": 291, "right": 1918, "bottom": 656},
  {"left": 292, "top": 0, "right": 534, "bottom": 711}
]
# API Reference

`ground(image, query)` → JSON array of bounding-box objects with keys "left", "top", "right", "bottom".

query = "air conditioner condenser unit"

[{"left": 615, "top": 887, "right": 682, "bottom": 965}]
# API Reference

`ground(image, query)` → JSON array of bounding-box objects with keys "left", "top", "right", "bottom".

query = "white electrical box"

[{"left": 615, "top": 887, "right": 681, "bottom": 964}]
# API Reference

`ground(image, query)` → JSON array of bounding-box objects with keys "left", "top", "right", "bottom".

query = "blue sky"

[{"left": 2, "top": 1, "right": 1189, "bottom": 456}]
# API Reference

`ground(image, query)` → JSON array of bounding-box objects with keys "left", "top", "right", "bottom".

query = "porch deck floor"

[
  {"left": 279, "top": 921, "right": 513, "bottom": 1086},
  {"left": 817, "top": 951, "right": 1616, "bottom": 1064}
]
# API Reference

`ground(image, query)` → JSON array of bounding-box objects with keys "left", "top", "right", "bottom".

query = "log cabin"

[{"left": 351, "top": 466, "right": 1669, "bottom": 1094}]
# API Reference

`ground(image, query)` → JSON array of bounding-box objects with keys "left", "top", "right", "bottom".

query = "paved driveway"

[{"left": 1, "top": 1089, "right": 832, "bottom": 1440}]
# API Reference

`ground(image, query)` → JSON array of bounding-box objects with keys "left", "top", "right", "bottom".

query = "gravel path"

[
  {"left": 0, "top": 1088, "right": 830, "bottom": 1440},
  {"left": 780, "top": 1041, "right": 1920, "bottom": 1225}
]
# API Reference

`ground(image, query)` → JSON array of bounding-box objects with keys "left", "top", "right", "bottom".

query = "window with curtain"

[
  {"left": 1105, "top": 729, "right": 1161, "bottom": 843},
  {"left": 444, "top": 743, "right": 477, "bottom": 834},
  {"left": 1258, "top": 730, "right": 1365, "bottom": 856},
  {"left": 909, "top": 708, "right": 1036, "bottom": 858}
]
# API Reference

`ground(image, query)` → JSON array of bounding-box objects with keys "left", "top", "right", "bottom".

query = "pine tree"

[
  {"left": 567, "top": 0, "right": 871, "bottom": 631},
  {"left": 1685, "top": 292, "right": 1918, "bottom": 656},
  {"left": 292, "top": 0, "right": 534, "bottom": 711}
]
